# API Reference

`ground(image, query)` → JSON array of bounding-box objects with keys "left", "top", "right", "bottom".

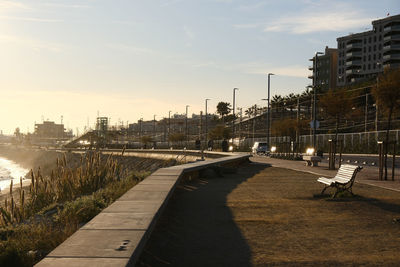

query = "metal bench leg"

[{"left": 321, "top": 186, "right": 329, "bottom": 195}]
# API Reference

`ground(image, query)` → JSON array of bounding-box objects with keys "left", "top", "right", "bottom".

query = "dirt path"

[{"left": 138, "top": 162, "right": 400, "bottom": 266}]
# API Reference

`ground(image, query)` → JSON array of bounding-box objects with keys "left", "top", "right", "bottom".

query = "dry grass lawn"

[{"left": 138, "top": 162, "right": 400, "bottom": 266}]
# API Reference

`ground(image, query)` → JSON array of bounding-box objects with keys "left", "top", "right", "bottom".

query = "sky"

[{"left": 0, "top": 0, "right": 399, "bottom": 135}]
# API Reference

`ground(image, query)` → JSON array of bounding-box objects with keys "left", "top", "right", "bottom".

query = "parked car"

[{"left": 252, "top": 142, "right": 269, "bottom": 155}]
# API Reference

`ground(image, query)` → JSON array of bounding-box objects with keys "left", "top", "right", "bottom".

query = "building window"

[
  {"left": 374, "top": 45, "right": 376, "bottom": 51},
  {"left": 368, "top": 64, "right": 371, "bottom": 70},
  {"left": 379, "top": 44, "right": 382, "bottom": 50},
  {"left": 379, "top": 53, "right": 381, "bottom": 59},
  {"left": 363, "top": 65, "right": 366, "bottom": 70},
  {"left": 373, "top": 54, "right": 376, "bottom": 60},
  {"left": 363, "top": 47, "right": 366, "bottom": 53},
  {"left": 374, "top": 36, "right": 377, "bottom": 42},
  {"left": 373, "top": 64, "right": 376, "bottom": 69},
  {"left": 364, "top": 38, "right": 366, "bottom": 44},
  {"left": 368, "top": 55, "right": 371, "bottom": 60},
  {"left": 369, "top": 37, "right": 371, "bottom": 43},
  {"left": 363, "top": 55, "right": 366, "bottom": 61},
  {"left": 379, "top": 35, "right": 382, "bottom": 41}
]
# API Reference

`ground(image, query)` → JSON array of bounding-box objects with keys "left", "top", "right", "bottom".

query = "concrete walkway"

[{"left": 251, "top": 155, "right": 400, "bottom": 192}]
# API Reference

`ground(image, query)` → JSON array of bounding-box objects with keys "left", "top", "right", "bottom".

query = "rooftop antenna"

[{"left": 61, "top": 115, "right": 63, "bottom": 124}]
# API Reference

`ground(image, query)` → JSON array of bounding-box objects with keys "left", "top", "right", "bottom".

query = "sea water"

[{"left": 0, "top": 157, "right": 29, "bottom": 191}]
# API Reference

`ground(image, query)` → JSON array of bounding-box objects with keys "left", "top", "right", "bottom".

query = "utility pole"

[
  {"left": 313, "top": 52, "right": 323, "bottom": 152},
  {"left": 232, "top": 88, "right": 238, "bottom": 143},
  {"left": 168, "top": 111, "right": 171, "bottom": 147},
  {"left": 267, "top": 73, "right": 274, "bottom": 149},
  {"left": 365, "top": 91, "right": 368, "bottom": 133},
  {"left": 153, "top": 115, "right": 156, "bottom": 143},
  {"left": 205, "top": 99, "right": 210, "bottom": 150},
  {"left": 185, "top": 105, "right": 189, "bottom": 148}
]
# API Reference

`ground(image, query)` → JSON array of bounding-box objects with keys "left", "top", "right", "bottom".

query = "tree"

[
  {"left": 208, "top": 125, "right": 231, "bottom": 140},
  {"left": 319, "top": 87, "right": 353, "bottom": 142},
  {"left": 216, "top": 102, "right": 231, "bottom": 122},
  {"left": 168, "top": 133, "right": 185, "bottom": 146},
  {"left": 140, "top": 135, "right": 153, "bottom": 148},
  {"left": 372, "top": 67, "right": 400, "bottom": 180}
]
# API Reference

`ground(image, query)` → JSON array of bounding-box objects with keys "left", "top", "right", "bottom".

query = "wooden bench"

[
  {"left": 303, "top": 155, "right": 321, "bottom": 166},
  {"left": 317, "top": 164, "right": 363, "bottom": 198}
]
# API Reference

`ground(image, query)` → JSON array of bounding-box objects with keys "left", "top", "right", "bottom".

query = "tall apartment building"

[
  {"left": 308, "top": 46, "right": 338, "bottom": 91},
  {"left": 337, "top": 14, "right": 400, "bottom": 86}
]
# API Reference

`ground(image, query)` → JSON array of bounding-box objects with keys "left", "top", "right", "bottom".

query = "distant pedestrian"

[
  {"left": 195, "top": 139, "right": 201, "bottom": 150},
  {"left": 208, "top": 139, "right": 213, "bottom": 151},
  {"left": 222, "top": 139, "right": 228, "bottom": 152}
]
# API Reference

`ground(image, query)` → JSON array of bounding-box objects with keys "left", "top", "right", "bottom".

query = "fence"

[{"left": 241, "top": 130, "right": 400, "bottom": 154}]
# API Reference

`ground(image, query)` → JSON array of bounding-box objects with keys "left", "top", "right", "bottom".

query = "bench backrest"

[{"left": 334, "top": 164, "right": 361, "bottom": 184}]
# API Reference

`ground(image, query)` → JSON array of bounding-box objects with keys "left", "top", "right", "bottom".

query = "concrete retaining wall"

[{"left": 36, "top": 154, "right": 250, "bottom": 267}]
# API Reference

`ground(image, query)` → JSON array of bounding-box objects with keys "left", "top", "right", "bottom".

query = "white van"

[{"left": 252, "top": 142, "right": 269, "bottom": 155}]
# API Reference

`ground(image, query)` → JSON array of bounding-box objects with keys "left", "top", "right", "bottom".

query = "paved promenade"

[
  {"left": 138, "top": 160, "right": 400, "bottom": 266},
  {"left": 251, "top": 155, "right": 400, "bottom": 192}
]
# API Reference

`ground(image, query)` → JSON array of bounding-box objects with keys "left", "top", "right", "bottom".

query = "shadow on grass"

[
  {"left": 313, "top": 192, "right": 400, "bottom": 214},
  {"left": 137, "top": 162, "right": 270, "bottom": 267}
]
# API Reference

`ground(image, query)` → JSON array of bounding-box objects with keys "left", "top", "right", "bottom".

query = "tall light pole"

[
  {"left": 153, "top": 115, "right": 156, "bottom": 143},
  {"left": 168, "top": 111, "right": 171, "bottom": 147},
  {"left": 267, "top": 73, "right": 274, "bottom": 149},
  {"left": 185, "top": 105, "right": 189, "bottom": 148},
  {"left": 205, "top": 99, "right": 210, "bottom": 150},
  {"left": 232, "top": 88, "right": 239, "bottom": 143},
  {"left": 312, "top": 52, "right": 324, "bottom": 151}
]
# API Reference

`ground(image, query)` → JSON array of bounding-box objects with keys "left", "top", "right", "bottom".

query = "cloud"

[
  {"left": 42, "top": 3, "right": 90, "bottom": 9},
  {"left": 107, "top": 43, "right": 156, "bottom": 55},
  {"left": 263, "top": 10, "right": 372, "bottom": 34},
  {"left": 183, "top": 25, "right": 195, "bottom": 40},
  {"left": 0, "top": 15, "right": 62, "bottom": 22},
  {"left": 160, "top": 0, "right": 183, "bottom": 7},
  {"left": 0, "top": 34, "right": 65, "bottom": 51},
  {"left": 0, "top": 1, "right": 29, "bottom": 10},
  {"left": 235, "top": 62, "right": 308, "bottom": 78}
]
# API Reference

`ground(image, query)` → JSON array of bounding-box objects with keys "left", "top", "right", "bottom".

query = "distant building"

[
  {"left": 337, "top": 14, "right": 400, "bottom": 86},
  {"left": 34, "top": 121, "right": 70, "bottom": 139},
  {"left": 308, "top": 46, "right": 338, "bottom": 91}
]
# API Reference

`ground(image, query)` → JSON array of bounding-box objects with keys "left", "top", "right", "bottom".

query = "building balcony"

[
  {"left": 345, "top": 69, "right": 362, "bottom": 75},
  {"left": 308, "top": 65, "right": 313, "bottom": 70},
  {"left": 383, "top": 44, "right": 400, "bottom": 50},
  {"left": 346, "top": 51, "right": 362, "bottom": 58},
  {"left": 384, "top": 34, "right": 400, "bottom": 42},
  {"left": 346, "top": 43, "right": 362, "bottom": 49},
  {"left": 346, "top": 60, "right": 362, "bottom": 66},
  {"left": 383, "top": 54, "right": 400, "bottom": 60},
  {"left": 384, "top": 25, "right": 400, "bottom": 32},
  {"left": 308, "top": 74, "right": 314, "bottom": 79}
]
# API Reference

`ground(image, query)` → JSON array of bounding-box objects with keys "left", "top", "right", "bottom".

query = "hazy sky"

[{"left": 0, "top": 0, "right": 399, "bottom": 135}]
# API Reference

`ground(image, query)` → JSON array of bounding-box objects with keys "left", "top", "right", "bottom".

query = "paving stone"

[
  {"left": 47, "top": 229, "right": 145, "bottom": 258},
  {"left": 117, "top": 190, "right": 170, "bottom": 202},
  {"left": 35, "top": 257, "right": 129, "bottom": 267},
  {"left": 102, "top": 200, "right": 162, "bottom": 213},
  {"left": 139, "top": 178, "right": 178, "bottom": 185},
  {"left": 82, "top": 212, "right": 154, "bottom": 230},
  {"left": 132, "top": 183, "right": 174, "bottom": 192}
]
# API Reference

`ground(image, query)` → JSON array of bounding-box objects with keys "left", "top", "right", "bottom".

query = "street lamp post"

[
  {"left": 153, "top": 115, "right": 156, "bottom": 145},
  {"left": 312, "top": 52, "right": 324, "bottom": 152},
  {"left": 205, "top": 99, "right": 210, "bottom": 150},
  {"left": 168, "top": 111, "right": 171, "bottom": 147},
  {"left": 267, "top": 73, "right": 274, "bottom": 149},
  {"left": 185, "top": 105, "right": 190, "bottom": 148},
  {"left": 232, "top": 88, "right": 239, "bottom": 143}
]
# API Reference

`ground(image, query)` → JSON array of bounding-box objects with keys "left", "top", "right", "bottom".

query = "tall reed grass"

[{"left": 0, "top": 151, "right": 163, "bottom": 266}]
